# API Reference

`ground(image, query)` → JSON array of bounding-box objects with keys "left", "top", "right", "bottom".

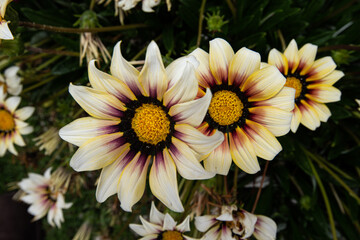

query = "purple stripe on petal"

[
  {"left": 106, "top": 104, "right": 124, "bottom": 118},
  {"left": 108, "top": 135, "right": 127, "bottom": 152},
  {"left": 101, "top": 124, "right": 120, "bottom": 134}
]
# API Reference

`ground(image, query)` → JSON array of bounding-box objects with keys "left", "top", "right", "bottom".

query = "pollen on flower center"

[
  {"left": 131, "top": 103, "right": 170, "bottom": 145},
  {"left": 285, "top": 76, "right": 302, "bottom": 99},
  {"left": 0, "top": 109, "right": 15, "bottom": 131},
  {"left": 162, "top": 231, "right": 183, "bottom": 240},
  {"left": 208, "top": 90, "right": 243, "bottom": 126}
]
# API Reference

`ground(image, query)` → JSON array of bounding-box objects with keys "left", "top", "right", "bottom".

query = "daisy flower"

[
  {"left": 18, "top": 168, "right": 72, "bottom": 228},
  {"left": 0, "top": 0, "right": 14, "bottom": 40},
  {"left": 59, "top": 41, "right": 223, "bottom": 212},
  {"left": 268, "top": 39, "right": 343, "bottom": 132},
  {"left": 195, "top": 205, "right": 276, "bottom": 240},
  {"left": 33, "top": 127, "right": 60, "bottom": 155},
  {"left": 0, "top": 86, "right": 34, "bottom": 156},
  {"left": 130, "top": 202, "right": 197, "bottom": 240},
  {"left": 0, "top": 66, "right": 22, "bottom": 95},
  {"left": 190, "top": 38, "right": 294, "bottom": 175}
]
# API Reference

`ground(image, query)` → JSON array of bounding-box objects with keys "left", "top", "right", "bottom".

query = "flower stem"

[
  {"left": 251, "top": 161, "right": 269, "bottom": 213},
  {"left": 196, "top": 0, "right": 207, "bottom": 47},
  {"left": 225, "top": 0, "right": 237, "bottom": 18}
]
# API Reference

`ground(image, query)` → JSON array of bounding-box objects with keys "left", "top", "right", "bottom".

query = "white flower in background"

[
  {"left": 0, "top": 66, "right": 22, "bottom": 95},
  {"left": 18, "top": 168, "right": 72, "bottom": 228},
  {"left": 73, "top": 221, "right": 92, "bottom": 240},
  {"left": 0, "top": 86, "right": 34, "bottom": 157},
  {"left": 0, "top": 0, "right": 14, "bottom": 40},
  {"left": 118, "top": 0, "right": 171, "bottom": 12},
  {"left": 195, "top": 205, "right": 277, "bottom": 240},
  {"left": 80, "top": 32, "right": 111, "bottom": 66},
  {"left": 129, "top": 202, "right": 198, "bottom": 240},
  {"left": 33, "top": 127, "right": 60, "bottom": 155},
  {"left": 356, "top": 99, "right": 360, "bottom": 111}
]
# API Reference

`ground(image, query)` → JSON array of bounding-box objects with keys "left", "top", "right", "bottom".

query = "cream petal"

[
  {"left": 229, "top": 127, "right": 260, "bottom": 174},
  {"left": 317, "top": 70, "right": 344, "bottom": 86},
  {"left": 284, "top": 39, "right": 299, "bottom": 73},
  {"left": 7, "top": 85, "right": 22, "bottom": 96},
  {"left": 209, "top": 38, "right": 234, "bottom": 84},
  {"left": 164, "top": 56, "right": 199, "bottom": 107},
  {"left": 238, "top": 210, "right": 257, "bottom": 239},
  {"left": 59, "top": 117, "right": 120, "bottom": 147},
  {"left": 129, "top": 224, "right": 148, "bottom": 237},
  {"left": 169, "top": 137, "right": 215, "bottom": 180},
  {"left": 290, "top": 104, "right": 302, "bottom": 133},
  {"left": 5, "top": 96, "right": 20, "bottom": 113},
  {"left": 118, "top": 153, "right": 150, "bottom": 212},
  {"left": 110, "top": 41, "right": 143, "bottom": 96},
  {"left": 0, "top": 21, "right": 14, "bottom": 40},
  {"left": 47, "top": 208, "right": 55, "bottom": 227},
  {"left": 243, "top": 120, "right": 282, "bottom": 161},
  {"left": 69, "top": 84, "right": 125, "bottom": 120},
  {"left": 249, "top": 106, "right": 292, "bottom": 137},
  {"left": 306, "top": 84, "right": 341, "bottom": 103},
  {"left": 254, "top": 215, "right": 277, "bottom": 240},
  {"left": 174, "top": 124, "right": 224, "bottom": 160},
  {"left": 253, "top": 87, "right": 295, "bottom": 111},
  {"left": 142, "top": 0, "right": 160, "bottom": 12},
  {"left": 306, "top": 57, "right": 336, "bottom": 81},
  {"left": 194, "top": 215, "right": 217, "bottom": 232},
  {"left": 69, "top": 132, "right": 129, "bottom": 171},
  {"left": 242, "top": 66, "right": 286, "bottom": 102},
  {"left": 0, "top": 0, "right": 11, "bottom": 18},
  {"left": 95, "top": 147, "right": 133, "bottom": 202},
  {"left": 18, "top": 126, "right": 33, "bottom": 135},
  {"left": 139, "top": 235, "right": 158, "bottom": 240},
  {"left": 13, "top": 131, "right": 25, "bottom": 146},
  {"left": 268, "top": 49, "right": 288, "bottom": 75},
  {"left": 138, "top": 41, "right": 168, "bottom": 100},
  {"left": 176, "top": 215, "right": 191, "bottom": 233},
  {"left": 298, "top": 43, "right": 318, "bottom": 75},
  {"left": 4, "top": 66, "right": 19, "bottom": 79},
  {"left": 203, "top": 135, "right": 232, "bottom": 176},
  {"left": 149, "top": 149, "right": 183, "bottom": 212},
  {"left": 0, "top": 140, "right": 6, "bottom": 157},
  {"left": 0, "top": 85, "right": 5, "bottom": 101},
  {"left": 20, "top": 194, "right": 38, "bottom": 204},
  {"left": 139, "top": 215, "right": 162, "bottom": 234},
  {"left": 190, "top": 48, "right": 217, "bottom": 88},
  {"left": 229, "top": 47, "right": 261, "bottom": 88},
  {"left": 298, "top": 100, "right": 320, "bottom": 131},
  {"left": 15, "top": 107, "right": 35, "bottom": 121},
  {"left": 150, "top": 201, "right": 165, "bottom": 225},
  {"left": 163, "top": 213, "right": 177, "bottom": 231},
  {"left": 201, "top": 225, "right": 221, "bottom": 240},
  {"left": 169, "top": 88, "right": 212, "bottom": 127},
  {"left": 307, "top": 100, "right": 331, "bottom": 122},
  {"left": 6, "top": 139, "right": 17, "bottom": 155},
  {"left": 220, "top": 226, "right": 234, "bottom": 240},
  {"left": 88, "top": 60, "right": 136, "bottom": 103}
]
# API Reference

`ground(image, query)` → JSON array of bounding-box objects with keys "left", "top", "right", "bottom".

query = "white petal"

[
  {"left": 163, "top": 213, "right": 177, "bottom": 231},
  {"left": 4, "top": 66, "right": 19, "bottom": 79},
  {"left": 15, "top": 107, "right": 35, "bottom": 121},
  {"left": 0, "top": 21, "right": 14, "bottom": 40},
  {"left": 129, "top": 224, "right": 148, "bottom": 237},
  {"left": 253, "top": 87, "right": 295, "bottom": 111},
  {"left": 209, "top": 38, "right": 234, "bottom": 84},
  {"left": 268, "top": 49, "right": 288, "bottom": 75},
  {"left": 306, "top": 57, "right": 337, "bottom": 81},
  {"left": 306, "top": 84, "right": 341, "bottom": 103},
  {"left": 318, "top": 70, "right": 344, "bottom": 86},
  {"left": 307, "top": 100, "right": 331, "bottom": 122},
  {"left": 290, "top": 105, "right": 302, "bottom": 133},
  {"left": 298, "top": 100, "right": 320, "bottom": 131},
  {"left": 19, "top": 126, "right": 33, "bottom": 135},
  {"left": 176, "top": 215, "right": 191, "bottom": 233},
  {"left": 194, "top": 215, "right": 218, "bottom": 232},
  {"left": 190, "top": 48, "right": 217, "bottom": 88},
  {"left": 5, "top": 96, "right": 21, "bottom": 113},
  {"left": 204, "top": 135, "right": 232, "bottom": 175},
  {"left": 298, "top": 43, "right": 318, "bottom": 75},
  {"left": 284, "top": 39, "right": 299, "bottom": 73},
  {"left": 150, "top": 201, "right": 165, "bottom": 225},
  {"left": 139, "top": 216, "right": 162, "bottom": 234},
  {"left": 254, "top": 215, "right": 277, "bottom": 240}
]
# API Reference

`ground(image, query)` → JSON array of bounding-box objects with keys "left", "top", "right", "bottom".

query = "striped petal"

[
  {"left": 209, "top": 38, "right": 234, "bottom": 84},
  {"left": 306, "top": 57, "right": 336, "bottom": 81},
  {"left": 149, "top": 149, "right": 183, "bottom": 212},
  {"left": 110, "top": 41, "right": 143, "bottom": 96},
  {"left": 15, "top": 107, "right": 35, "bottom": 121},
  {"left": 229, "top": 47, "right": 261, "bottom": 88},
  {"left": 59, "top": 117, "right": 120, "bottom": 147},
  {"left": 254, "top": 215, "right": 277, "bottom": 240},
  {"left": 290, "top": 104, "right": 302, "bottom": 133},
  {"left": 298, "top": 100, "right": 320, "bottom": 130},
  {"left": 163, "top": 214, "right": 177, "bottom": 230},
  {"left": 0, "top": 21, "right": 14, "bottom": 40},
  {"left": 201, "top": 225, "right": 221, "bottom": 240},
  {"left": 195, "top": 215, "right": 217, "bottom": 232},
  {"left": 284, "top": 39, "right": 299, "bottom": 73},
  {"left": 253, "top": 87, "right": 295, "bottom": 111},
  {"left": 243, "top": 120, "right": 282, "bottom": 161},
  {"left": 249, "top": 106, "right": 292, "bottom": 137},
  {"left": 70, "top": 132, "right": 129, "bottom": 171},
  {"left": 69, "top": 84, "right": 125, "bottom": 120},
  {"left": 0, "top": 0, "right": 11, "bottom": 18},
  {"left": 317, "top": 70, "right": 344, "bottom": 86},
  {"left": 298, "top": 43, "right": 318, "bottom": 75},
  {"left": 242, "top": 66, "right": 286, "bottom": 102},
  {"left": 306, "top": 84, "right": 341, "bottom": 103},
  {"left": 268, "top": 49, "right": 288, "bottom": 75},
  {"left": 307, "top": 99, "right": 331, "bottom": 122},
  {"left": 204, "top": 135, "right": 232, "bottom": 175},
  {"left": 118, "top": 153, "right": 150, "bottom": 212},
  {"left": 129, "top": 224, "right": 148, "bottom": 237},
  {"left": 190, "top": 48, "right": 217, "bottom": 88},
  {"left": 138, "top": 41, "right": 168, "bottom": 100},
  {"left": 139, "top": 215, "right": 162, "bottom": 234},
  {"left": 229, "top": 127, "right": 260, "bottom": 174}
]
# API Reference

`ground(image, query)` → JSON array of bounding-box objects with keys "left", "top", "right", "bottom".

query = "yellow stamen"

[
  {"left": 208, "top": 90, "right": 243, "bottom": 126},
  {"left": 285, "top": 76, "right": 302, "bottom": 99},
  {"left": 162, "top": 231, "right": 183, "bottom": 240},
  {"left": 0, "top": 109, "right": 15, "bottom": 131},
  {"left": 0, "top": 82, "right": 7, "bottom": 93},
  {"left": 131, "top": 103, "right": 170, "bottom": 145}
]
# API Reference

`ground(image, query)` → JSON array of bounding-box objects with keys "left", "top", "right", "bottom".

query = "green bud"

[
  {"left": 331, "top": 49, "right": 354, "bottom": 66},
  {"left": 205, "top": 10, "right": 229, "bottom": 33},
  {"left": 300, "top": 195, "right": 312, "bottom": 211},
  {"left": 74, "top": 10, "right": 100, "bottom": 29}
]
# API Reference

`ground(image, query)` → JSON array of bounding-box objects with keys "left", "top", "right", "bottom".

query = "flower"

[
  {"left": 267, "top": 39, "right": 343, "bottom": 132},
  {"left": 0, "top": 66, "right": 22, "bottom": 95},
  {"left": 130, "top": 202, "right": 197, "bottom": 240},
  {"left": 80, "top": 32, "right": 111, "bottom": 66},
  {"left": 118, "top": 0, "right": 171, "bottom": 12},
  {"left": 195, "top": 205, "right": 276, "bottom": 240},
  {"left": 190, "top": 38, "right": 294, "bottom": 175},
  {"left": 59, "top": 41, "right": 223, "bottom": 212},
  {"left": 33, "top": 127, "right": 60, "bottom": 155},
  {"left": 0, "top": 86, "right": 34, "bottom": 156},
  {"left": 73, "top": 221, "right": 92, "bottom": 240},
  {"left": 356, "top": 99, "right": 360, "bottom": 111},
  {"left": 0, "top": 0, "right": 14, "bottom": 40},
  {"left": 18, "top": 168, "right": 72, "bottom": 228}
]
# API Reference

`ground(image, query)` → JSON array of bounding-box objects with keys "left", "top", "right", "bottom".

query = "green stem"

[
  {"left": 251, "top": 161, "right": 269, "bottom": 213},
  {"left": 89, "top": 0, "right": 96, "bottom": 10},
  {"left": 277, "top": 29, "right": 286, "bottom": 50},
  {"left": 308, "top": 157, "right": 338, "bottom": 240},
  {"left": 225, "top": 0, "right": 237, "bottom": 18},
  {"left": 196, "top": 0, "right": 207, "bottom": 47},
  {"left": 22, "top": 76, "right": 57, "bottom": 93},
  {"left": 131, "top": 35, "right": 162, "bottom": 61},
  {"left": 35, "top": 55, "right": 62, "bottom": 72}
]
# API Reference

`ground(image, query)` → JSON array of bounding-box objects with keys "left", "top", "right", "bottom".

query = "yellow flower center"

[
  {"left": 285, "top": 76, "right": 302, "bottom": 99},
  {"left": 208, "top": 90, "right": 243, "bottom": 126},
  {"left": 162, "top": 231, "right": 183, "bottom": 240},
  {"left": 131, "top": 103, "right": 170, "bottom": 145},
  {"left": 0, "top": 82, "right": 7, "bottom": 93},
  {"left": 0, "top": 109, "right": 15, "bottom": 131}
]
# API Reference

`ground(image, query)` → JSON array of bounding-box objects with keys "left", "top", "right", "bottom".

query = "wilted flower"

[
  {"left": 33, "top": 127, "right": 60, "bottom": 155},
  {"left": 0, "top": 0, "right": 14, "bottom": 40},
  {"left": 0, "top": 86, "right": 34, "bottom": 156},
  {"left": 59, "top": 41, "right": 223, "bottom": 212},
  {"left": 0, "top": 66, "right": 22, "bottom": 95},
  {"left": 195, "top": 205, "right": 276, "bottom": 240},
  {"left": 190, "top": 38, "right": 294, "bottom": 175},
  {"left": 130, "top": 202, "right": 197, "bottom": 240},
  {"left": 267, "top": 39, "right": 343, "bottom": 132},
  {"left": 18, "top": 168, "right": 72, "bottom": 228},
  {"left": 73, "top": 221, "right": 92, "bottom": 240}
]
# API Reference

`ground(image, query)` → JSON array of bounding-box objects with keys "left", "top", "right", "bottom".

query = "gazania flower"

[
  {"left": 195, "top": 205, "right": 276, "bottom": 240},
  {"left": 0, "top": 66, "right": 22, "bottom": 95},
  {"left": 268, "top": 39, "right": 343, "bottom": 132},
  {"left": 130, "top": 202, "right": 197, "bottom": 240},
  {"left": 0, "top": 0, "right": 14, "bottom": 40},
  {"left": 18, "top": 168, "right": 72, "bottom": 228},
  {"left": 190, "top": 38, "right": 294, "bottom": 175},
  {"left": 0, "top": 87, "right": 34, "bottom": 156},
  {"left": 33, "top": 127, "right": 60, "bottom": 155},
  {"left": 59, "top": 41, "right": 223, "bottom": 212}
]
